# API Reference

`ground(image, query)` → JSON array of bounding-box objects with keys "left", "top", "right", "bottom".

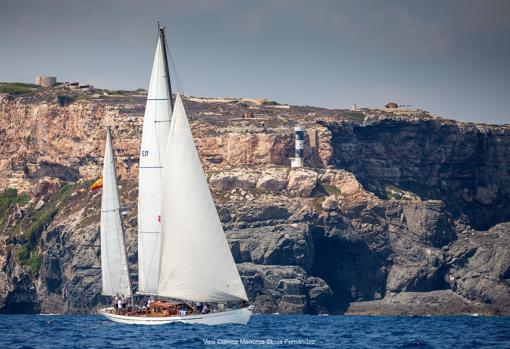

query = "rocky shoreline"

[{"left": 0, "top": 87, "right": 508, "bottom": 315}]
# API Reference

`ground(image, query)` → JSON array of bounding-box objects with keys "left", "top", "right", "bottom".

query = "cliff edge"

[{"left": 0, "top": 85, "right": 509, "bottom": 315}]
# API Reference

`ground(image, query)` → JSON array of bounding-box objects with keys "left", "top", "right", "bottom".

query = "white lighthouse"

[{"left": 290, "top": 126, "right": 305, "bottom": 168}]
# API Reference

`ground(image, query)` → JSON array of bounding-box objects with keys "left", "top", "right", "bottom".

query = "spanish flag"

[{"left": 90, "top": 177, "right": 103, "bottom": 191}]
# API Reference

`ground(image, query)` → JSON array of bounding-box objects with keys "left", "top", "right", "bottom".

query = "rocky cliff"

[{"left": 0, "top": 85, "right": 509, "bottom": 315}]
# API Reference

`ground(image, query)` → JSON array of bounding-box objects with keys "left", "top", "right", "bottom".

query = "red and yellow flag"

[{"left": 90, "top": 177, "right": 103, "bottom": 191}]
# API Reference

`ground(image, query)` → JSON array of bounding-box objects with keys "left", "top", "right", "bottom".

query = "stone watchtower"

[{"left": 35, "top": 76, "right": 57, "bottom": 88}]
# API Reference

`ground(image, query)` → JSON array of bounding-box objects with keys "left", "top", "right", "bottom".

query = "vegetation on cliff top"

[
  {"left": 0, "top": 82, "right": 40, "bottom": 95},
  {"left": 341, "top": 111, "right": 365, "bottom": 122}
]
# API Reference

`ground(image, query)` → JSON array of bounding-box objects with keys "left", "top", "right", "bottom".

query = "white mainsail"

[
  {"left": 158, "top": 94, "right": 248, "bottom": 303},
  {"left": 100, "top": 129, "right": 132, "bottom": 297},
  {"left": 137, "top": 33, "right": 172, "bottom": 294}
]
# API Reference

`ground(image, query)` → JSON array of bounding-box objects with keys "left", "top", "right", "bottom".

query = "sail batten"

[
  {"left": 100, "top": 129, "right": 132, "bottom": 298},
  {"left": 137, "top": 31, "right": 172, "bottom": 294},
  {"left": 157, "top": 94, "right": 248, "bottom": 303}
]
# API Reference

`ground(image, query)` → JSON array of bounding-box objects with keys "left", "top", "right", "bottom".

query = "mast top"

[
  {"left": 155, "top": 21, "right": 174, "bottom": 112},
  {"left": 157, "top": 21, "right": 166, "bottom": 32}
]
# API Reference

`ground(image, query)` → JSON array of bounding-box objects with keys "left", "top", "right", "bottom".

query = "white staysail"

[
  {"left": 100, "top": 129, "right": 132, "bottom": 297},
  {"left": 158, "top": 94, "right": 248, "bottom": 303},
  {"left": 137, "top": 33, "right": 172, "bottom": 294}
]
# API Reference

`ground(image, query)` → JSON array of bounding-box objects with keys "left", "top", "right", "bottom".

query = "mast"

[{"left": 158, "top": 21, "right": 174, "bottom": 112}]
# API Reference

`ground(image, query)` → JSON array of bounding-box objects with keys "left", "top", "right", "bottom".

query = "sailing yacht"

[{"left": 98, "top": 25, "right": 252, "bottom": 325}]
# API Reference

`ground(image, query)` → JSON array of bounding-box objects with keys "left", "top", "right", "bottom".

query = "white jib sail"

[
  {"left": 158, "top": 94, "right": 248, "bottom": 303},
  {"left": 137, "top": 34, "right": 172, "bottom": 294},
  {"left": 100, "top": 129, "right": 132, "bottom": 297}
]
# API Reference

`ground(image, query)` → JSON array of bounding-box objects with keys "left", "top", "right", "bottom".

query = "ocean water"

[{"left": 0, "top": 314, "right": 508, "bottom": 348}]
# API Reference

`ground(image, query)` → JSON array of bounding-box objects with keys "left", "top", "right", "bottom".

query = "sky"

[{"left": 0, "top": 0, "right": 509, "bottom": 124}]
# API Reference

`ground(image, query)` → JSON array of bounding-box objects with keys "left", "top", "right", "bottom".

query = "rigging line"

[
  {"left": 167, "top": 47, "right": 185, "bottom": 94},
  {"left": 154, "top": 40, "right": 162, "bottom": 167},
  {"left": 160, "top": 25, "right": 174, "bottom": 112}
]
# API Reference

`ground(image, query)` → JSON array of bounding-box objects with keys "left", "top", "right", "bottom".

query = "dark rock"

[
  {"left": 306, "top": 276, "right": 334, "bottom": 314},
  {"left": 227, "top": 223, "right": 314, "bottom": 271},
  {"left": 403, "top": 201, "right": 456, "bottom": 247},
  {"left": 446, "top": 222, "right": 510, "bottom": 314},
  {"left": 387, "top": 239, "right": 448, "bottom": 292},
  {"left": 385, "top": 102, "right": 398, "bottom": 109},
  {"left": 238, "top": 263, "right": 310, "bottom": 314},
  {"left": 346, "top": 290, "right": 493, "bottom": 315}
]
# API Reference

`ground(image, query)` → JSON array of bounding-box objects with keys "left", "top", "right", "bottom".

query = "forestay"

[
  {"left": 137, "top": 33, "right": 172, "bottom": 294},
  {"left": 100, "top": 129, "right": 132, "bottom": 297},
  {"left": 158, "top": 94, "right": 248, "bottom": 303}
]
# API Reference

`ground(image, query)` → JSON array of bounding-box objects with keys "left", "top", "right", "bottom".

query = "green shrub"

[
  {"left": 322, "top": 183, "right": 341, "bottom": 196},
  {"left": 0, "top": 188, "right": 18, "bottom": 211},
  {"left": 342, "top": 111, "right": 365, "bottom": 122},
  {"left": 76, "top": 94, "right": 91, "bottom": 101},
  {"left": 25, "top": 208, "right": 58, "bottom": 249},
  {"left": 57, "top": 95, "right": 76, "bottom": 106},
  {"left": 28, "top": 254, "right": 42, "bottom": 275},
  {"left": 0, "top": 188, "right": 29, "bottom": 231},
  {"left": 313, "top": 196, "right": 326, "bottom": 212},
  {"left": 0, "top": 82, "right": 38, "bottom": 95},
  {"left": 55, "top": 183, "right": 75, "bottom": 202},
  {"left": 17, "top": 245, "right": 30, "bottom": 264}
]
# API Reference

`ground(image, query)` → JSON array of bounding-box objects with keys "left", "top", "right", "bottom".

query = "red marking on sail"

[{"left": 157, "top": 215, "right": 161, "bottom": 223}]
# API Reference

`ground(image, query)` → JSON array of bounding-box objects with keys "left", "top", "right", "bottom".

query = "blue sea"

[{"left": 0, "top": 315, "right": 509, "bottom": 348}]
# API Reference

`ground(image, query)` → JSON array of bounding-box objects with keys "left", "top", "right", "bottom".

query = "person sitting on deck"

[
  {"left": 147, "top": 296, "right": 154, "bottom": 308},
  {"left": 201, "top": 304, "right": 210, "bottom": 314},
  {"left": 196, "top": 301, "right": 203, "bottom": 313}
]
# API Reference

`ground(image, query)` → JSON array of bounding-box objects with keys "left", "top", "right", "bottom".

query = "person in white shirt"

[{"left": 147, "top": 296, "right": 154, "bottom": 308}]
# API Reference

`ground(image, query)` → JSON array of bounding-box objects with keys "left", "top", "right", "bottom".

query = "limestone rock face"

[
  {"left": 34, "top": 199, "right": 45, "bottom": 211},
  {"left": 0, "top": 90, "right": 509, "bottom": 315},
  {"left": 209, "top": 170, "right": 258, "bottom": 192},
  {"left": 256, "top": 168, "right": 288, "bottom": 193},
  {"left": 324, "top": 117, "right": 510, "bottom": 231},
  {"left": 287, "top": 169, "right": 318, "bottom": 197},
  {"left": 321, "top": 195, "right": 338, "bottom": 211}
]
